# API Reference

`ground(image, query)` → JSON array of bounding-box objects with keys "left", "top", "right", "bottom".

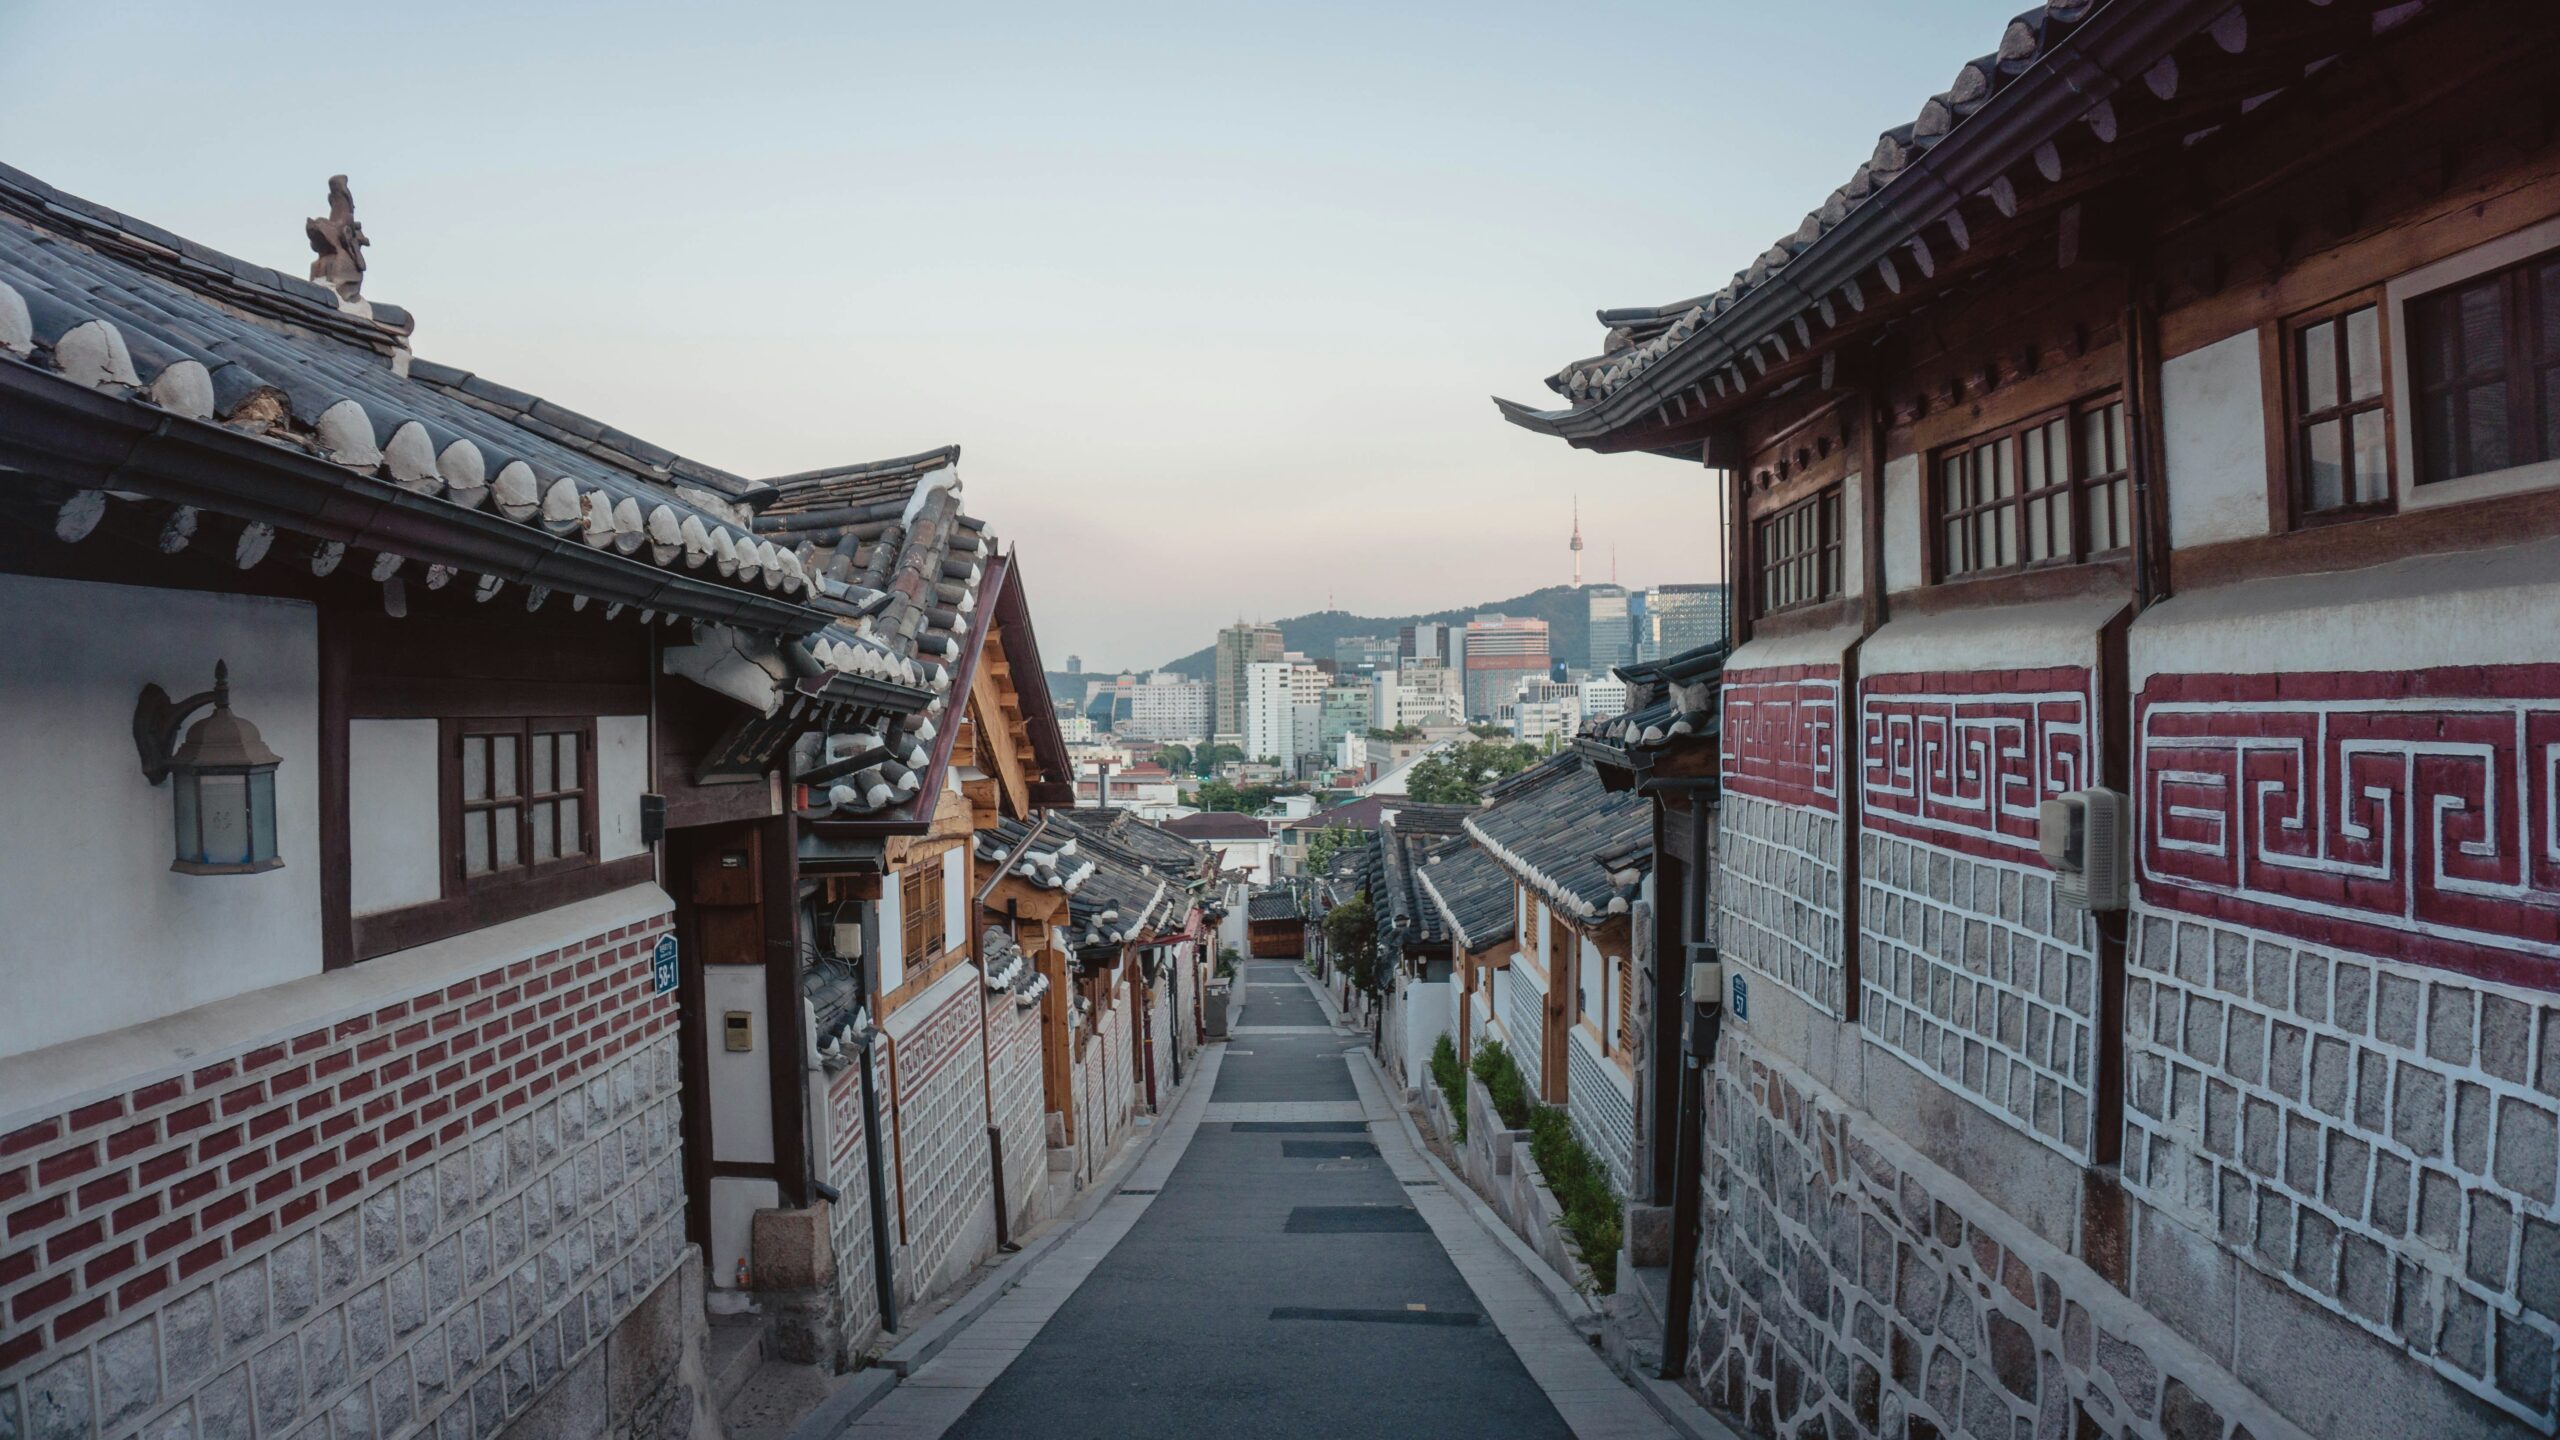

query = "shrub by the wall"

[{"left": 1430, "top": 1033, "right": 1468, "bottom": 1142}]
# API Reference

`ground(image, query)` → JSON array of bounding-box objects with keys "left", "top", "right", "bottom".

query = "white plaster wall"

[
  {"left": 879, "top": 870, "right": 906, "bottom": 994},
  {"left": 597, "top": 713, "right": 650, "bottom": 861},
  {"left": 348, "top": 718, "right": 440, "bottom": 916},
  {"left": 2163, "top": 328, "right": 2271, "bottom": 551},
  {"left": 2129, "top": 532, "right": 2560, "bottom": 683},
  {"left": 710, "top": 1175, "right": 779, "bottom": 1292},
  {"left": 942, "top": 845, "right": 965, "bottom": 951},
  {"left": 1882, "top": 453, "right": 1924, "bottom": 593},
  {"left": 704, "top": 963, "right": 776, "bottom": 1165},
  {"left": 1841, "top": 468, "right": 1868, "bottom": 600},
  {"left": 1860, "top": 594, "right": 2126, "bottom": 677},
  {"left": 0, "top": 574, "right": 321, "bottom": 1060}
]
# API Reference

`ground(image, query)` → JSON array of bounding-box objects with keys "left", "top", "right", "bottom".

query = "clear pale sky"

[{"left": 0, "top": 1, "right": 2021, "bottom": 669}]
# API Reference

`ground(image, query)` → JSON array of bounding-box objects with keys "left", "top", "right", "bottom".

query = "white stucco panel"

[
  {"left": 1860, "top": 594, "right": 2128, "bottom": 678},
  {"left": 0, "top": 575, "right": 322, "bottom": 1061},
  {"left": 942, "top": 845, "right": 966, "bottom": 952},
  {"left": 2131, "top": 533, "right": 2560, "bottom": 682},
  {"left": 879, "top": 870, "right": 906, "bottom": 995},
  {"left": 1882, "top": 453, "right": 1923, "bottom": 594},
  {"left": 1726, "top": 620, "right": 1862, "bottom": 675},
  {"left": 2163, "top": 328, "right": 2271, "bottom": 550},
  {"left": 348, "top": 719, "right": 440, "bottom": 916},
  {"left": 1841, "top": 469, "right": 1867, "bottom": 600},
  {"left": 597, "top": 714, "right": 650, "bottom": 861}
]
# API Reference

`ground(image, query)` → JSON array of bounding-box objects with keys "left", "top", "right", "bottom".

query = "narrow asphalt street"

[{"left": 833, "top": 959, "right": 1679, "bottom": 1440}]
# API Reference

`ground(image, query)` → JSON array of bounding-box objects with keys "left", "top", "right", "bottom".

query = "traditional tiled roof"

[
  {"left": 1157, "top": 812, "right": 1273, "bottom": 842},
  {"left": 0, "top": 164, "right": 919, "bottom": 655},
  {"left": 1283, "top": 795, "right": 1389, "bottom": 833},
  {"left": 1247, "top": 889, "right": 1301, "bottom": 923},
  {"left": 1496, "top": 1, "right": 2405, "bottom": 441},
  {"left": 1464, "top": 752, "right": 1650, "bottom": 924},
  {"left": 1414, "top": 839, "right": 1517, "bottom": 954},
  {"left": 1581, "top": 642, "right": 1726, "bottom": 761}
]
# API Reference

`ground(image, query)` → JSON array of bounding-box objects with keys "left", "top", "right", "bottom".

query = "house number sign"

[{"left": 651, "top": 933, "right": 680, "bottom": 996}]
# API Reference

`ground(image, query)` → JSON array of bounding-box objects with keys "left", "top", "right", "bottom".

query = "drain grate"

[
  {"left": 1118, "top": 1188, "right": 1159, "bottom": 1196},
  {"left": 1285, "top": 1205, "right": 1427, "bottom": 1234},
  {"left": 1228, "top": 1121, "right": 1367, "bottom": 1133},
  {"left": 1281, "top": 1139, "right": 1378, "bottom": 1159},
  {"left": 1269, "top": 1306, "right": 1481, "bottom": 1328}
]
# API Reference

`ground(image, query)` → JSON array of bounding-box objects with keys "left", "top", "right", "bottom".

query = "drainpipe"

[{"left": 853, "top": 899, "right": 900, "bottom": 1335}]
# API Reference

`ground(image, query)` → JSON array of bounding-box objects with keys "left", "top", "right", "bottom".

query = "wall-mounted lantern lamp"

[{"left": 133, "top": 661, "right": 284, "bottom": 875}]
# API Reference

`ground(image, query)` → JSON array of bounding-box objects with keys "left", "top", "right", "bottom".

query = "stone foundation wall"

[
  {"left": 2122, "top": 907, "right": 2560, "bottom": 1432},
  {"left": 1858, "top": 832, "right": 2100, "bottom": 1160},
  {"left": 1691, "top": 1037, "right": 2306, "bottom": 1440},
  {"left": 1719, "top": 792, "right": 1844, "bottom": 1016},
  {"left": 988, "top": 994, "right": 1044, "bottom": 1233},
  {"left": 821, "top": 1064, "right": 880, "bottom": 1356},
  {"left": 883, "top": 972, "right": 992, "bottom": 1310},
  {"left": 0, "top": 894, "right": 687, "bottom": 1440}
]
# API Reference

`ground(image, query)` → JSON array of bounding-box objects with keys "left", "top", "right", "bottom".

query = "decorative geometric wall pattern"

[
  {"left": 1860, "top": 667, "right": 2092, "bottom": 863},
  {"left": 1723, "top": 664, "right": 1842, "bottom": 811}
]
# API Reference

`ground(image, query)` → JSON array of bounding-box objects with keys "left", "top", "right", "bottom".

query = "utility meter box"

[{"left": 2039, "top": 787, "right": 2129, "bottom": 911}]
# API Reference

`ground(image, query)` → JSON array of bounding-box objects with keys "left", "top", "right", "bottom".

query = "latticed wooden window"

[
  {"left": 2290, "top": 297, "right": 2391, "bottom": 515},
  {"left": 903, "top": 861, "right": 946, "bottom": 963},
  {"left": 454, "top": 718, "right": 593, "bottom": 885},
  {"left": 1934, "top": 394, "right": 2129, "bottom": 579},
  {"left": 1755, "top": 485, "right": 1841, "bottom": 616},
  {"left": 2407, "top": 249, "right": 2560, "bottom": 485}
]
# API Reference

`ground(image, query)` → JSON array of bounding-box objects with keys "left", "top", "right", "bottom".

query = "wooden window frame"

[
  {"left": 2405, "top": 246, "right": 2560, "bottom": 488},
  {"left": 902, "top": 859, "right": 947, "bottom": 968},
  {"left": 355, "top": 713, "right": 639, "bottom": 962},
  {"left": 1754, "top": 484, "right": 1842, "bottom": 618},
  {"left": 450, "top": 717, "right": 599, "bottom": 892},
  {"left": 1926, "top": 392, "right": 2130, "bottom": 584},
  {"left": 2278, "top": 288, "right": 2397, "bottom": 528}
]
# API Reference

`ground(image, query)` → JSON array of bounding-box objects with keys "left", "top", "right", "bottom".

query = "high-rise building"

[
  {"left": 1318, "top": 681, "right": 1369, "bottom": 754},
  {"left": 1585, "top": 583, "right": 1632, "bottom": 673},
  {"left": 1244, "top": 659, "right": 1330, "bottom": 776},
  {"left": 1214, "top": 621, "right": 1284, "bottom": 738},
  {"left": 1066, "top": 654, "right": 1083, "bottom": 675},
  {"left": 1373, "top": 660, "right": 1462, "bottom": 731},
  {"left": 1461, "top": 615, "right": 1551, "bottom": 719},
  {"left": 1123, "top": 672, "right": 1212, "bottom": 741},
  {"left": 1333, "top": 635, "right": 1398, "bottom": 677},
  {"left": 1639, "top": 584, "right": 1730, "bottom": 661}
]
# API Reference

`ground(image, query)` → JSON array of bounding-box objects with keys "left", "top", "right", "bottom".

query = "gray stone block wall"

[
  {"left": 1718, "top": 794, "right": 1844, "bottom": 1015},
  {"left": 822, "top": 1065, "right": 880, "bottom": 1358},
  {"left": 2122, "top": 907, "right": 2560, "bottom": 1429},
  {"left": 1859, "top": 831, "right": 2100, "bottom": 1160},
  {"left": 1689, "top": 1035, "right": 2307, "bottom": 1440}
]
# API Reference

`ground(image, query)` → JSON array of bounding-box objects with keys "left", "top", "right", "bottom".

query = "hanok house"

[
  {"left": 1460, "top": 754, "right": 1650, "bottom": 1193},
  {"left": 759, "top": 445, "right": 1077, "bottom": 1356},
  {"left": 1369, "top": 802, "right": 1475, "bottom": 1094},
  {"left": 0, "top": 166, "right": 956, "bottom": 1440},
  {"left": 1503, "top": 2, "right": 2560, "bottom": 1436},
  {"left": 1413, "top": 831, "right": 1519, "bottom": 1076},
  {"left": 1245, "top": 889, "right": 1303, "bottom": 960},
  {"left": 1573, "top": 641, "right": 1725, "bottom": 1375}
]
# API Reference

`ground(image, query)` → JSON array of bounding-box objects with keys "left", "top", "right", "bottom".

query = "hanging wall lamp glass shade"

[{"left": 137, "top": 661, "right": 285, "bottom": 875}]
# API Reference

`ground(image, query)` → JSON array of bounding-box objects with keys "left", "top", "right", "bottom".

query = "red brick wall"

[{"left": 1, "top": 902, "right": 683, "bottom": 1440}]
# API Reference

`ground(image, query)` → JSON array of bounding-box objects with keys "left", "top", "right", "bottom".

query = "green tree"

[
  {"left": 1305, "top": 823, "right": 1365, "bottom": 873},
  {"left": 1365, "top": 725, "right": 1423, "bottom": 742},
  {"left": 1191, "top": 742, "right": 1245, "bottom": 776},
  {"left": 1196, "top": 779, "right": 1280, "bottom": 813},
  {"left": 1158, "top": 742, "right": 1193, "bottom": 774},
  {"left": 1405, "top": 740, "right": 1541, "bottom": 805},
  {"left": 1322, "top": 893, "right": 1380, "bottom": 995},
  {"left": 1467, "top": 722, "right": 1511, "bottom": 740}
]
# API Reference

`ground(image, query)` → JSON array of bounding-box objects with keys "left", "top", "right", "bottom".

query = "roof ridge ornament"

[{"left": 305, "top": 175, "right": 370, "bottom": 309}]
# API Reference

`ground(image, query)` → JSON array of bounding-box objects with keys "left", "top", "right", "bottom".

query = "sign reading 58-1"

[{"left": 651, "top": 933, "right": 680, "bottom": 996}]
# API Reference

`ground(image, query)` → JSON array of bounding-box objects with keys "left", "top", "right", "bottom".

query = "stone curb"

[{"left": 777, "top": 1368, "right": 898, "bottom": 1440}]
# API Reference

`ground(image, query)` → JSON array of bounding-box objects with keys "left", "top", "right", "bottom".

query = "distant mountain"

[{"left": 1149, "top": 585, "right": 1600, "bottom": 680}]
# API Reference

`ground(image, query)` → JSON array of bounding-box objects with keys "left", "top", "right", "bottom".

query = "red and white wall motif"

[
  {"left": 2137, "top": 665, "right": 2560, "bottom": 987},
  {"left": 1859, "top": 668, "right": 2093, "bottom": 863},
  {"left": 1722, "top": 665, "right": 1841, "bottom": 811}
]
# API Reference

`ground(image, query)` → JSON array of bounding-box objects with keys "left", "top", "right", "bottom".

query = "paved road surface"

[{"left": 835, "top": 960, "right": 1680, "bottom": 1440}]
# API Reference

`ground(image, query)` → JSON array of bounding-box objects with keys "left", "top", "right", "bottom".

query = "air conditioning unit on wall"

[{"left": 2039, "top": 787, "right": 2129, "bottom": 912}]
